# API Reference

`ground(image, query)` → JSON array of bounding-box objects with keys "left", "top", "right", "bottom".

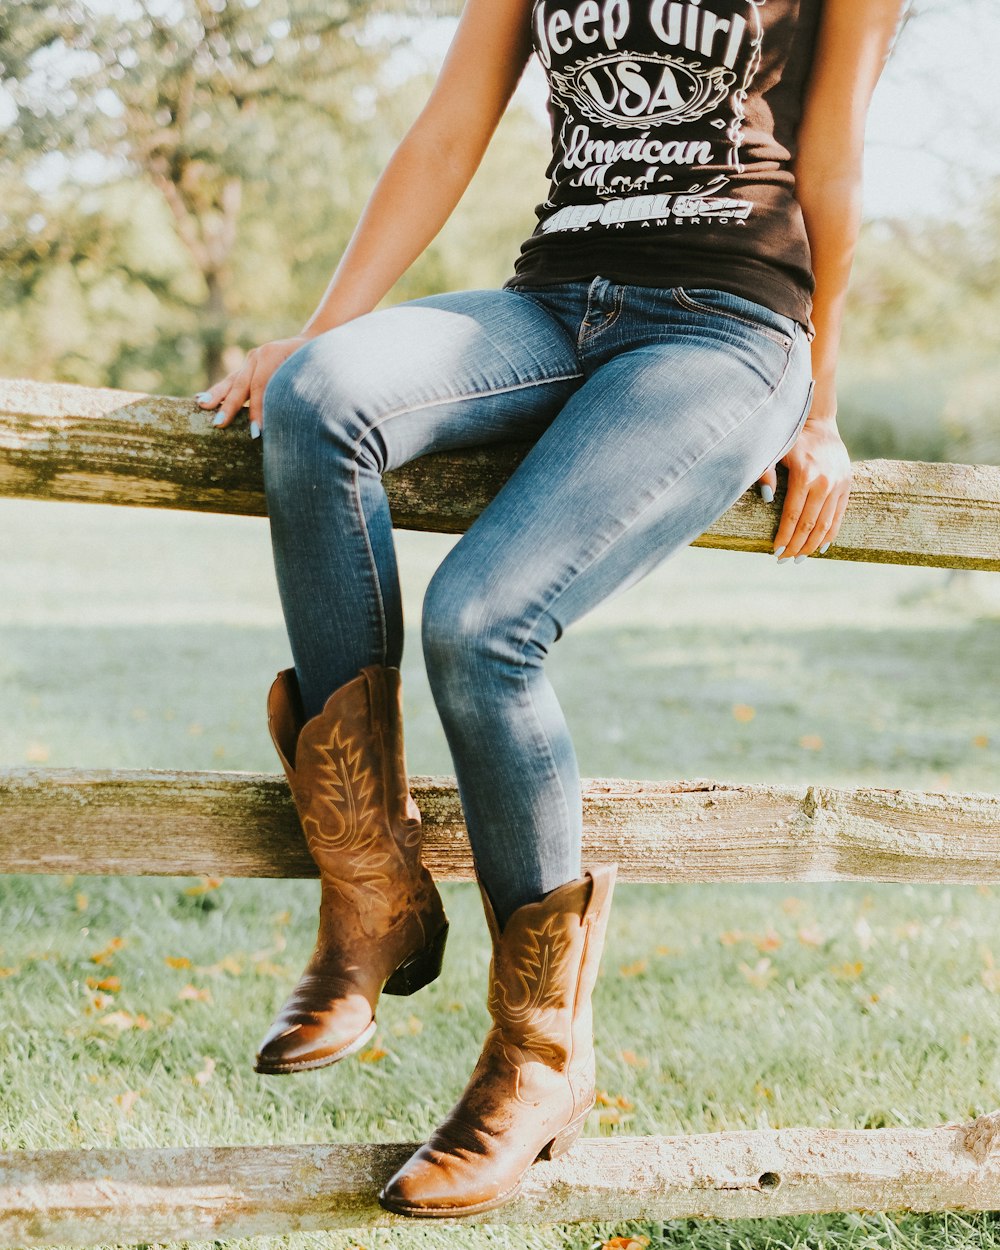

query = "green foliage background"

[{"left": 1, "top": 0, "right": 998, "bottom": 466}]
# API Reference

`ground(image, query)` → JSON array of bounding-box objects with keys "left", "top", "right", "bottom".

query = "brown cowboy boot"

[
  {"left": 254, "top": 665, "right": 448, "bottom": 1074},
  {"left": 378, "top": 863, "right": 616, "bottom": 1217}
]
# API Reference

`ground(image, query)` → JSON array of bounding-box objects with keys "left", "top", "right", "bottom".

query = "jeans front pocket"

[{"left": 673, "top": 286, "right": 796, "bottom": 350}]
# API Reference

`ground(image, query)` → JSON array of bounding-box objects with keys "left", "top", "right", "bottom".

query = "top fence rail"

[{"left": 1, "top": 378, "right": 998, "bottom": 571}]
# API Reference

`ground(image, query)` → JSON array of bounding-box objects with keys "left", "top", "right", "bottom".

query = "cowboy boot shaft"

[
  {"left": 379, "top": 865, "right": 617, "bottom": 1217},
  {"left": 255, "top": 665, "right": 447, "bottom": 1075}
]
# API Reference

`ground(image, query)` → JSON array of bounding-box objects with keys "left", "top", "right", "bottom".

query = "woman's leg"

[
  {"left": 421, "top": 281, "right": 815, "bottom": 928},
  {"left": 381, "top": 282, "right": 814, "bottom": 1217},
  {"left": 262, "top": 288, "right": 583, "bottom": 719},
  {"left": 252, "top": 286, "right": 586, "bottom": 1074}
]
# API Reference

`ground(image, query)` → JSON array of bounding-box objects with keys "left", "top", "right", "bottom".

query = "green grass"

[{"left": 1, "top": 498, "right": 999, "bottom": 1250}]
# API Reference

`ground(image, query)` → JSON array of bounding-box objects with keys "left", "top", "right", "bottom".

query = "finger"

[
  {"left": 248, "top": 372, "right": 267, "bottom": 437},
  {"left": 757, "top": 465, "right": 777, "bottom": 503},
  {"left": 822, "top": 488, "right": 851, "bottom": 551},
  {"left": 781, "top": 482, "right": 830, "bottom": 559},
  {"left": 194, "top": 378, "right": 231, "bottom": 408},
  {"left": 799, "top": 489, "right": 841, "bottom": 556},
  {"left": 772, "top": 467, "right": 810, "bottom": 554},
  {"left": 213, "top": 368, "right": 253, "bottom": 428}
]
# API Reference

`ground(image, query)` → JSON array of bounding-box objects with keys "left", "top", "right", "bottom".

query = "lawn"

[{"left": 2, "top": 497, "right": 999, "bottom": 1250}]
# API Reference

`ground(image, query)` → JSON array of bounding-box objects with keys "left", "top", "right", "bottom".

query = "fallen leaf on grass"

[
  {"left": 799, "top": 734, "right": 824, "bottom": 751},
  {"left": 739, "top": 958, "right": 777, "bottom": 989},
  {"left": 75, "top": 893, "right": 88, "bottom": 912},
  {"left": 198, "top": 955, "right": 242, "bottom": 977},
  {"left": 619, "top": 959, "right": 647, "bottom": 978},
  {"left": 602, "top": 1237, "right": 651, "bottom": 1250},
  {"left": 390, "top": 1015, "right": 423, "bottom": 1037},
  {"left": 358, "top": 1046, "right": 388, "bottom": 1063},
  {"left": 100, "top": 1011, "right": 152, "bottom": 1032},
  {"left": 90, "top": 937, "right": 126, "bottom": 965},
  {"left": 165, "top": 956, "right": 192, "bottom": 970},
  {"left": 732, "top": 703, "right": 755, "bottom": 723},
  {"left": 86, "top": 975, "right": 121, "bottom": 992},
  {"left": 194, "top": 1057, "right": 216, "bottom": 1086},
  {"left": 752, "top": 929, "right": 782, "bottom": 953},
  {"left": 178, "top": 985, "right": 213, "bottom": 1003},
  {"left": 972, "top": 734, "right": 990, "bottom": 749},
  {"left": 595, "top": 1090, "right": 633, "bottom": 1110},
  {"left": 830, "top": 961, "right": 863, "bottom": 981},
  {"left": 0, "top": 967, "right": 19, "bottom": 978},
  {"left": 252, "top": 960, "right": 285, "bottom": 977},
  {"left": 719, "top": 930, "right": 745, "bottom": 946},
  {"left": 183, "top": 877, "right": 223, "bottom": 896},
  {"left": 797, "top": 924, "right": 825, "bottom": 947},
  {"left": 620, "top": 1049, "right": 649, "bottom": 1068}
]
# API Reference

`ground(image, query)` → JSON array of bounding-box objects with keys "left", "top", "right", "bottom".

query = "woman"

[{"left": 196, "top": 0, "right": 904, "bottom": 1217}]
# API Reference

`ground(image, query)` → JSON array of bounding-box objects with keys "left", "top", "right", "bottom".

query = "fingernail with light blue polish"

[
  {"left": 759, "top": 484, "right": 774, "bottom": 503},
  {"left": 250, "top": 421, "right": 261, "bottom": 440},
  {"left": 196, "top": 392, "right": 213, "bottom": 404},
  {"left": 820, "top": 542, "right": 831, "bottom": 554},
  {"left": 794, "top": 554, "right": 807, "bottom": 563},
  {"left": 773, "top": 545, "right": 786, "bottom": 558},
  {"left": 212, "top": 413, "right": 226, "bottom": 427},
  {"left": 777, "top": 556, "right": 792, "bottom": 565}
]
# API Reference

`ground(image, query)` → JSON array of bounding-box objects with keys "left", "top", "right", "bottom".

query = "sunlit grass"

[{"left": 2, "top": 499, "right": 999, "bottom": 1249}]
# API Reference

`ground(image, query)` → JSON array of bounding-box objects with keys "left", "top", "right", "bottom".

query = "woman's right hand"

[{"left": 195, "top": 335, "right": 312, "bottom": 437}]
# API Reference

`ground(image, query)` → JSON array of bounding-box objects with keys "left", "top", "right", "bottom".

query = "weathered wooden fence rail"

[
  {"left": 2, "top": 376, "right": 1000, "bottom": 1246},
  {"left": 2, "top": 769, "right": 998, "bottom": 884},
  {"left": 2, "top": 378, "right": 999, "bottom": 568}
]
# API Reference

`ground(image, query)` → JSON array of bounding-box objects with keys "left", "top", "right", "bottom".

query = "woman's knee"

[
  {"left": 422, "top": 555, "right": 556, "bottom": 692},
  {"left": 262, "top": 338, "right": 380, "bottom": 506}
]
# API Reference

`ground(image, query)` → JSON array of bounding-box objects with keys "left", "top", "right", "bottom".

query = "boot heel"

[
  {"left": 383, "top": 923, "right": 448, "bottom": 996},
  {"left": 537, "top": 1109, "right": 589, "bottom": 1162}
]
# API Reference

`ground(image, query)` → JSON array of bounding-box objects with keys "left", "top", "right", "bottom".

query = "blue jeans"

[{"left": 262, "top": 276, "right": 815, "bottom": 924}]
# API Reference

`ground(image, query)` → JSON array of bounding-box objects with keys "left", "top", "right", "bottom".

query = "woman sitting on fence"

[{"left": 196, "top": 0, "right": 904, "bottom": 1218}]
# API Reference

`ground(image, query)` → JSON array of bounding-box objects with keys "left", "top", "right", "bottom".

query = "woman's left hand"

[{"left": 756, "top": 416, "right": 852, "bottom": 561}]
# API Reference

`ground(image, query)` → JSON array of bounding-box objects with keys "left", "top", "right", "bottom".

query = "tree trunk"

[{"left": 201, "top": 267, "right": 228, "bottom": 384}]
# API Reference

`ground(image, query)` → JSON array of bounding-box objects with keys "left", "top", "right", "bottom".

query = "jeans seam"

[
  {"left": 349, "top": 459, "right": 389, "bottom": 665},
  {"left": 516, "top": 340, "right": 798, "bottom": 657}
]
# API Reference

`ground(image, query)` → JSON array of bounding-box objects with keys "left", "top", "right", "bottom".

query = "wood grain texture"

[
  {"left": 2, "top": 379, "right": 998, "bottom": 569},
  {"left": 3, "top": 1119, "right": 1000, "bottom": 1246},
  {"left": 2, "top": 768, "right": 998, "bottom": 883}
]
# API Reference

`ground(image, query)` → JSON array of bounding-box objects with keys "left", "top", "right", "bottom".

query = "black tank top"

[{"left": 506, "top": 0, "right": 825, "bottom": 333}]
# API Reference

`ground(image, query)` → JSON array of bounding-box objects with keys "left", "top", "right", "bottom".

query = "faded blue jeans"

[{"left": 262, "top": 277, "right": 815, "bottom": 925}]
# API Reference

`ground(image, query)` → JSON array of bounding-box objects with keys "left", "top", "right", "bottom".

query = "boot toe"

[
  {"left": 378, "top": 1146, "right": 513, "bottom": 1216},
  {"left": 254, "top": 1010, "right": 376, "bottom": 1073}
]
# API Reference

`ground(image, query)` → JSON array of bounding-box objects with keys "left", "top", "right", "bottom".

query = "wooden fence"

[{"left": 1, "top": 377, "right": 999, "bottom": 1246}]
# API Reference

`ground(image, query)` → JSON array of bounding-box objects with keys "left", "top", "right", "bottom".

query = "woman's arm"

[
  {"left": 760, "top": 0, "right": 906, "bottom": 561},
  {"left": 200, "top": 0, "right": 535, "bottom": 429}
]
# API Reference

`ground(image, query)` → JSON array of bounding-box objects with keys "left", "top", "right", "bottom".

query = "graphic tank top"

[{"left": 507, "top": 0, "right": 824, "bottom": 332}]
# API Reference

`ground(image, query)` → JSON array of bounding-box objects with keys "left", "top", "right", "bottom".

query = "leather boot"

[
  {"left": 378, "top": 863, "right": 616, "bottom": 1217},
  {"left": 254, "top": 665, "right": 448, "bottom": 1074}
]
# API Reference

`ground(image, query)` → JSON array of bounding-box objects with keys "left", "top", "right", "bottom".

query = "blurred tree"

[{"left": 0, "top": 0, "right": 459, "bottom": 382}]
